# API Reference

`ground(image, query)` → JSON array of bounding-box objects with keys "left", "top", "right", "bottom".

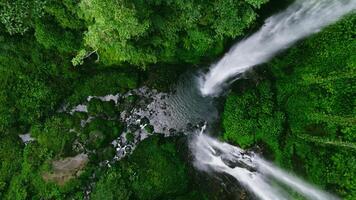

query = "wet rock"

[
  {"left": 19, "top": 133, "right": 35, "bottom": 144},
  {"left": 124, "top": 145, "right": 133, "bottom": 154},
  {"left": 169, "top": 128, "right": 177, "bottom": 135},
  {"left": 116, "top": 148, "right": 126, "bottom": 158}
]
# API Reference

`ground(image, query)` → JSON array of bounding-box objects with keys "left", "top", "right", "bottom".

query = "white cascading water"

[
  {"left": 200, "top": 0, "right": 356, "bottom": 96},
  {"left": 191, "top": 129, "right": 340, "bottom": 200},
  {"left": 190, "top": 0, "right": 356, "bottom": 199}
]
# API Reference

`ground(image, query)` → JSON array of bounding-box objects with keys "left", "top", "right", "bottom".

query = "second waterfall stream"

[
  {"left": 190, "top": 0, "right": 356, "bottom": 199},
  {"left": 191, "top": 127, "right": 339, "bottom": 200}
]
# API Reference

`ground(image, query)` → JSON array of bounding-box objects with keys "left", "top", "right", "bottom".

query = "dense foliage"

[
  {"left": 223, "top": 14, "right": 356, "bottom": 199},
  {"left": 76, "top": 0, "right": 268, "bottom": 67},
  {"left": 0, "top": 0, "right": 354, "bottom": 199},
  {"left": 0, "top": 0, "right": 268, "bottom": 199},
  {"left": 0, "top": 0, "right": 267, "bottom": 133},
  {"left": 91, "top": 136, "right": 191, "bottom": 200}
]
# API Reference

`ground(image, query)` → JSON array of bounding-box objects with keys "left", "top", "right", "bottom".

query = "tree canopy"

[
  {"left": 0, "top": 0, "right": 354, "bottom": 199},
  {"left": 223, "top": 14, "right": 356, "bottom": 199},
  {"left": 76, "top": 0, "right": 268, "bottom": 67}
]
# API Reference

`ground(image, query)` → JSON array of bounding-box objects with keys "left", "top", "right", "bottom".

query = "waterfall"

[
  {"left": 189, "top": 1, "right": 355, "bottom": 198},
  {"left": 93, "top": 1, "right": 356, "bottom": 198},
  {"left": 199, "top": 0, "right": 356, "bottom": 96},
  {"left": 191, "top": 132, "right": 340, "bottom": 200}
]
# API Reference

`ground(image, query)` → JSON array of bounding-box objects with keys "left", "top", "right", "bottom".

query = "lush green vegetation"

[
  {"left": 0, "top": 0, "right": 355, "bottom": 199},
  {"left": 92, "top": 136, "right": 189, "bottom": 200},
  {"left": 0, "top": 0, "right": 267, "bottom": 133},
  {"left": 223, "top": 14, "right": 356, "bottom": 199},
  {"left": 75, "top": 0, "right": 268, "bottom": 67},
  {"left": 0, "top": 0, "right": 268, "bottom": 199}
]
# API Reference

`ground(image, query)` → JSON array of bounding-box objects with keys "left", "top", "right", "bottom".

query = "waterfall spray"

[
  {"left": 190, "top": 0, "right": 356, "bottom": 198},
  {"left": 191, "top": 132, "right": 340, "bottom": 200},
  {"left": 200, "top": 0, "right": 356, "bottom": 96},
  {"left": 99, "top": 1, "right": 355, "bottom": 198}
]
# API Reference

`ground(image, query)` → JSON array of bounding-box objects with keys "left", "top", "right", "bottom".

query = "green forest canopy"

[
  {"left": 0, "top": 0, "right": 355, "bottom": 199},
  {"left": 223, "top": 14, "right": 356, "bottom": 199}
]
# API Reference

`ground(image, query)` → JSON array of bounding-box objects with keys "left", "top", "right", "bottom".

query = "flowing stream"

[
  {"left": 191, "top": 128, "right": 339, "bottom": 200},
  {"left": 199, "top": 0, "right": 356, "bottom": 96},
  {"left": 66, "top": 0, "right": 355, "bottom": 199},
  {"left": 189, "top": 0, "right": 356, "bottom": 199}
]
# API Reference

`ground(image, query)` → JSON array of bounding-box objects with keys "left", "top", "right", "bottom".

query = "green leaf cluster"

[
  {"left": 91, "top": 136, "right": 191, "bottom": 200},
  {"left": 222, "top": 14, "right": 356, "bottom": 199},
  {"left": 76, "top": 0, "right": 268, "bottom": 67}
]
